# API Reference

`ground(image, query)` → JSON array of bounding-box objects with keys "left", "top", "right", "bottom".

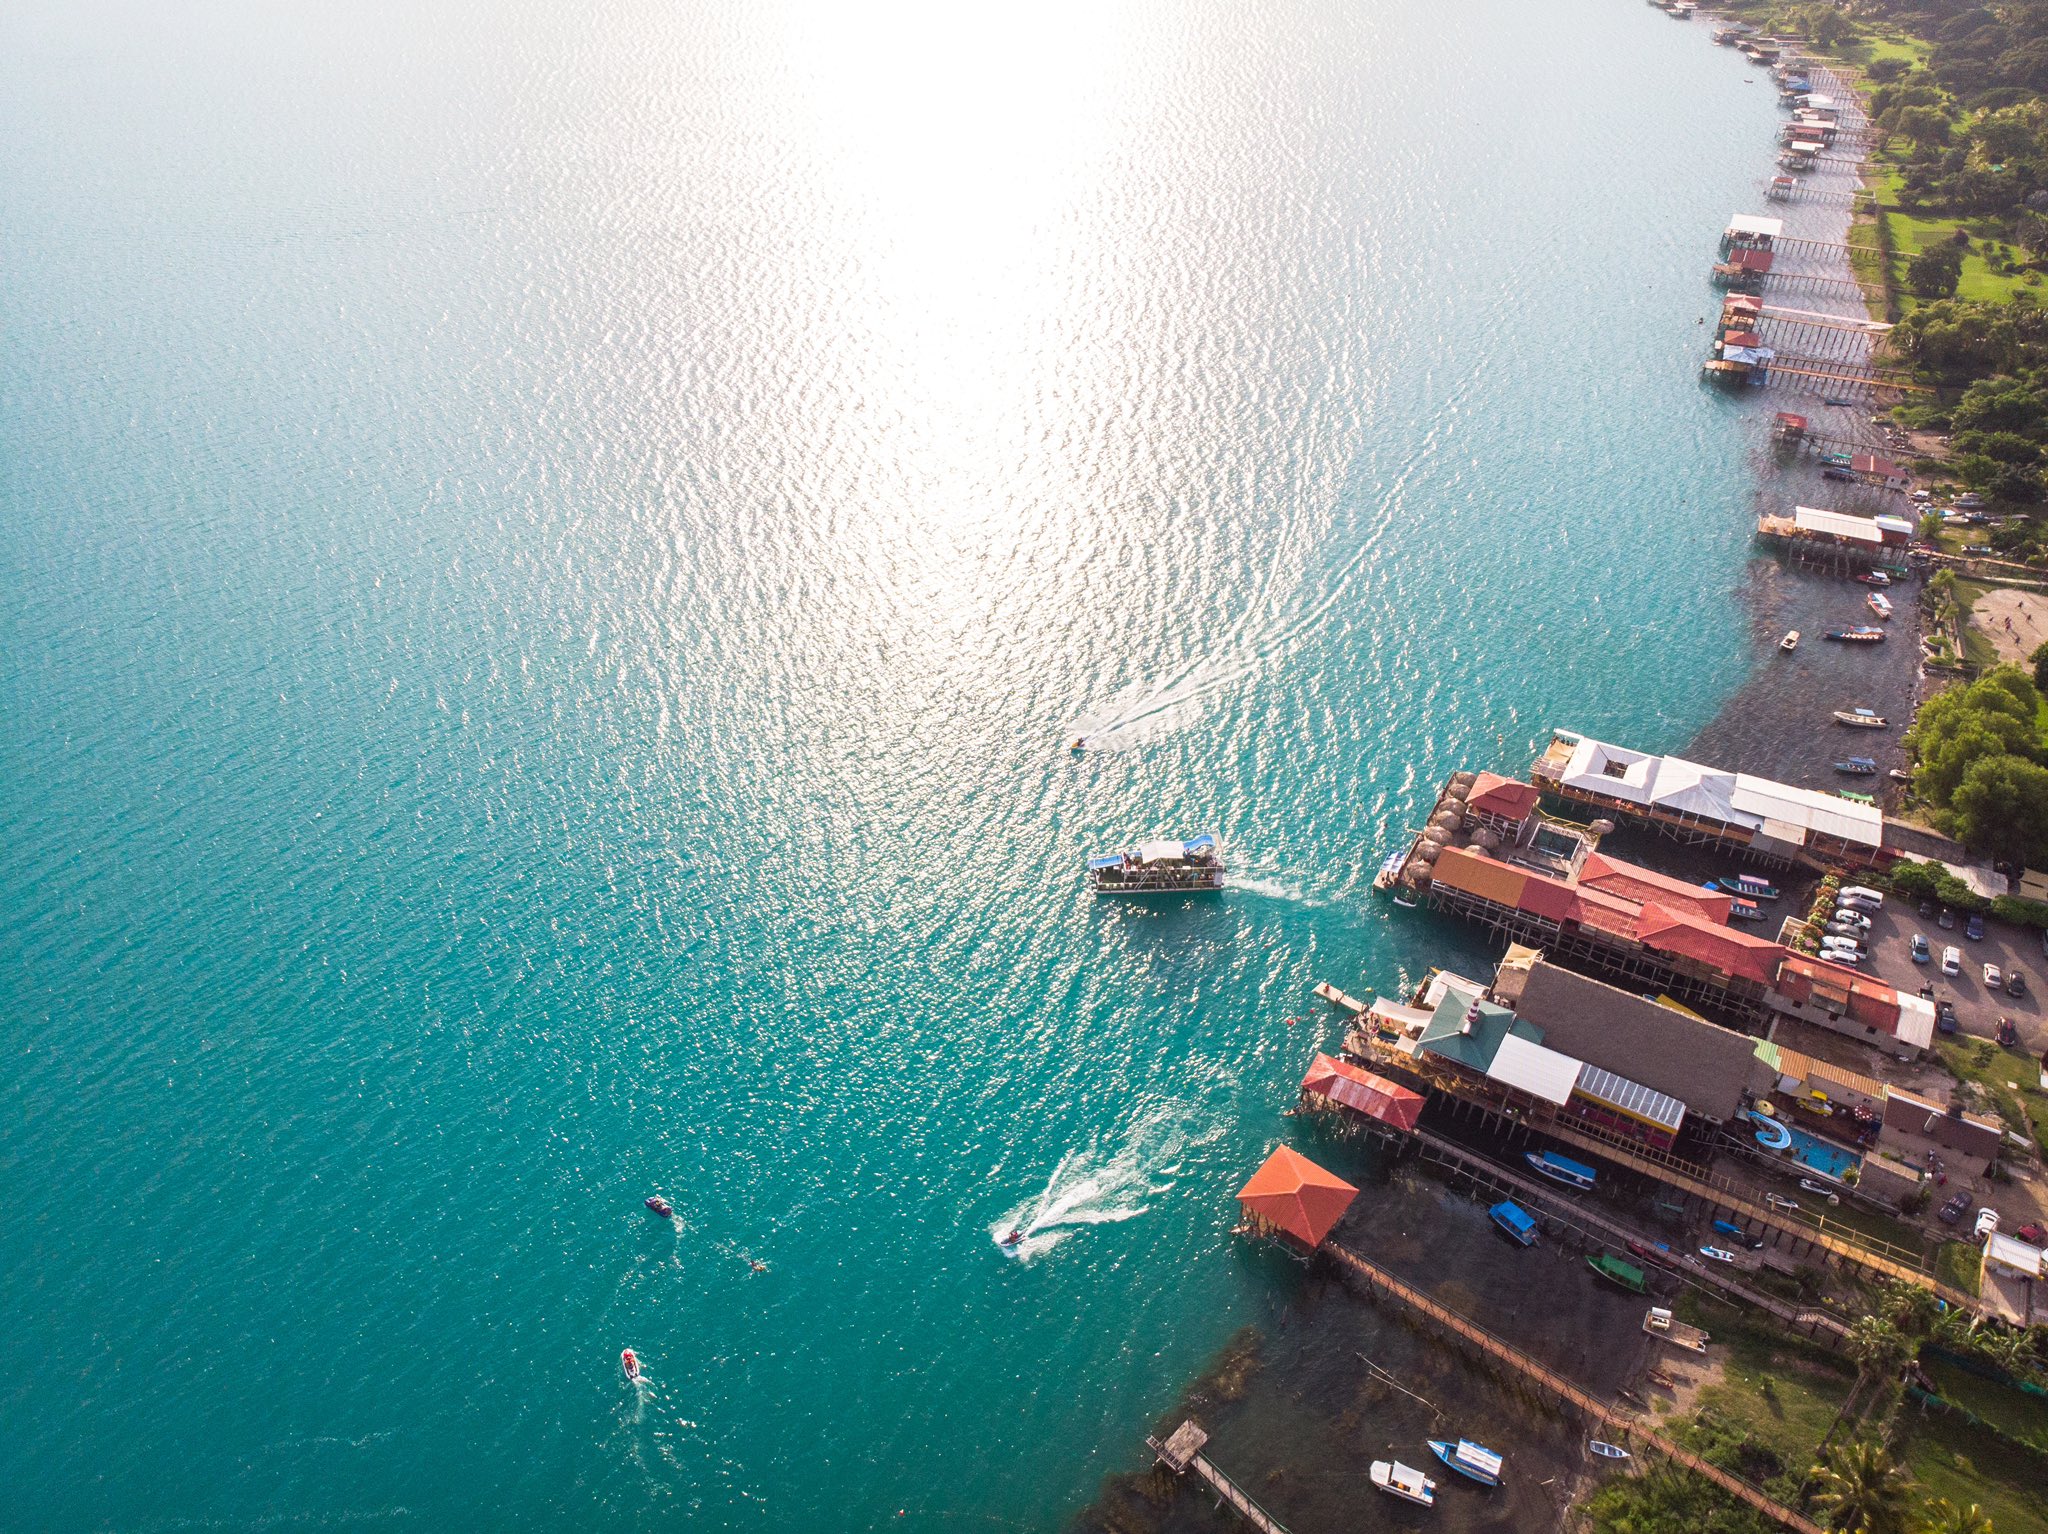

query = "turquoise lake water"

[{"left": 1, "top": 1, "right": 1782, "bottom": 1527}]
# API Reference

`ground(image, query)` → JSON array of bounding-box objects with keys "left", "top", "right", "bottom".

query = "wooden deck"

[
  {"left": 1324, "top": 1246, "right": 1828, "bottom": 1534},
  {"left": 1147, "top": 1422, "right": 1292, "bottom": 1534}
]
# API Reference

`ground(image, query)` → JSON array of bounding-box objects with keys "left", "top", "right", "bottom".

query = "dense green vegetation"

[{"left": 1902, "top": 659, "right": 2048, "bottom": 858}]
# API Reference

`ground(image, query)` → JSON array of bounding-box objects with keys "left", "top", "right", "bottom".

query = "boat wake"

[
  {"left": 1223, "top": 872, "right": 1312, "bottom": 903},
  {"left": 1065, "top": 655, "right": 1252, "bottom": 751},
  {"left": 993, "top": 1111, "right": 1209, "bottom": 1262}
]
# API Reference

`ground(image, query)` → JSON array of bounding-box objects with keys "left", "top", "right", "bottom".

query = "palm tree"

[
  {"left": 1916, "top": 1498, "right": 1993, "bottom": 1534},
  {"left": 1847, "top": 1316, "right": 1914, "bottom": 1381},
  {"left": 1879, "top": 1282, "right": 1942, "bottom": 1341},
  {"left": 1811, "top": 1440, "right": 1915, "bottom": 1534}
]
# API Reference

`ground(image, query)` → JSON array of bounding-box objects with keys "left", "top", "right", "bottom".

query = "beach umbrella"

[
  {"left": 1429, "top": 810, "right": 1458, "bottom": 829},
  {"left": 1421, "top": 829, "right": 1450, "bottom": 848}
]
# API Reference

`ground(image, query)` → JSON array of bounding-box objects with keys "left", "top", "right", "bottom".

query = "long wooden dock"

[
  {"left": 1324, "top": 1246, "right": 1828, "bottom": 1534},
  {"left": 1147, "top": 1422, "right": 1292, "bottom": 1534}
]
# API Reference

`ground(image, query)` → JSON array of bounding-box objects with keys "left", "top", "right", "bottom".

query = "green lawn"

[
  {"left": 1937, "top": 1036, "right": 2048, "bottom": 1160},
  {"left": 1841, "top": 29, "right": 1934, "bottom": 75},
  {"left": 1934, "top": 1239, "right": 1984, "bottom": 1296},
  {"left": 1903, "top": 1408, "right": 2048, "bottom": 1534},
  {"left": 1885, "top": 210, "right": 2041, "bottom": 310},
  {"left": 1922, "top": 1356, "right": 2048, "bottom": 1456}
]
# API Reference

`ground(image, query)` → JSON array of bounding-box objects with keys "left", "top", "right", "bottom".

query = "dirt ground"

[{"left": 1971, "top": 586, "right": 2048, "bottom": 664}]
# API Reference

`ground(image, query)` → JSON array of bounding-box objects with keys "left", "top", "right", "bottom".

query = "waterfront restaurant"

[
  {"left": 1723, "top": 213, "right": 1783, "bottom": 251},
  {"left": 1235, "top": 1146, "right": 1358, "bottom": 1252},
  {"left": 1530, "top": 729, "right": 1885, "bottom": 870}
]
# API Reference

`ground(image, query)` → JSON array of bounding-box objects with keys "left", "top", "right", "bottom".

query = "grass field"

[
  {"left": 1885, "top": 210, "right": 2041, "bottom": 309},
  {"left": 1937, "top": 1034, "right": 2048, "bottom": 1158}
]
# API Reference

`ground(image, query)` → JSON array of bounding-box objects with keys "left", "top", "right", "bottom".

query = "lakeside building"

[
  {"left": 1384, "top": 751, "right": 1935, "bottom": 1049},
  {"left": 1234, "top": 1145, "right": 1357, "bottom": 1252},
  {"left": 1529, "top": 729, "right": 1885, "bottom": 870},
  {"left": 1756, "top": 505, "right": 1915, "bottom": 573}
]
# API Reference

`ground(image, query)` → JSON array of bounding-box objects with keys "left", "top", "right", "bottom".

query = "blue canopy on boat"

[
  {"left": 1489, "top": 1201, "right": 1536, "bottom": 1237},
  {"left": 1087, "top": 855, "right": 1123, "bottom": 871},
  {"left": 1183, "top": 833, "right": 1216, "bottom": 853}
]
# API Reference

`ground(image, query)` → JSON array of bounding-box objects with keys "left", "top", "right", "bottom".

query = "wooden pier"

[
  {"left": 1312, "top": 980, "right": 1368, "bottom": 1015},
  {"left": 1147, "top": 1421, "right": 1292, "bottom": 1534},
  {"left": 1323, "top": 1246, "right": 1829, "bottom": 1534}
]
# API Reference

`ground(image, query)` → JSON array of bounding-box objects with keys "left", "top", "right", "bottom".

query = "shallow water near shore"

[{"left": 3, "top": 1, "right": 1796, "bottom": 1529}]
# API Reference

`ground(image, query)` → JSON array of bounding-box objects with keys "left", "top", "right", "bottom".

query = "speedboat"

[
  {"left": 1823, "top": 627, "right": 1886, "bottom": 643},
  {"left": 1833, "top": 757, "right": 1878, "bottom": 775},
  {"left": 1087, "top": 834, "right": 1225, "bottom": 894},
  {"left": 1718, "top": 875, "right": 1780, "bottom": 901},
  {"left": 1833, "top": 708, "right": 1886, "bottom": 728},
  {"left": 1589, "top": 1440, "right": 1632, "bottom": 1461},
  {"left": 1699, "top": 1245, "right": 1738, "bottom": 1264},
  {"left": 645, "top": 1195, "right": 674, "bottom": 1218},
  {"left": 1370, "top": 1461, "right": 1437, "bottom": 1506},
  {"left": 621, "top": 1348, "right": 642, "bottom": 1383},
  {"left": 1428, "top": 1438, "right": 1503, "bottom": 1487},
  {"left": 1001, "top": 1228, "right": 1024, "bottom": 1247},
  {"left": 1780, "top": 629, "right": 1800, "bottom": 653}
]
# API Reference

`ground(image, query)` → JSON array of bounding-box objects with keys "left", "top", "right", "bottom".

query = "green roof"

[
  {"left": 1753, "top": 1039, "right": 1782, "bottom": 1072},
  {"left": 1417, "top": 991, "right": 1542, "bottom": 1071}
]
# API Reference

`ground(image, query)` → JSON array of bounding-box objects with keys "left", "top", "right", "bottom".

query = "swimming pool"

[{"left": 1785, "top": 1123, "right": 1860, "bottom": 1182}]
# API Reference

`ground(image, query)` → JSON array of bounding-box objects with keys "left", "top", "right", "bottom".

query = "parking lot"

[{"left": 1846, "top": 896, "right": 2046, "bottom": 1055}]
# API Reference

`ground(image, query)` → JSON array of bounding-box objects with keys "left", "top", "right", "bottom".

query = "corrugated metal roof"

[
  {"left": 1486, "top": 1033, "right": 1582, "bottom": 1105},
  {"left": 1573, "top": 1062, "right": 1688, "bottom": 1133},
  {"left": 1793, "top": 505, "right": 1883, "bottom": 543}
]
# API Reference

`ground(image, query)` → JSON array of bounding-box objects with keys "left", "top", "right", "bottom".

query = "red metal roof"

[
  {"left": 1578, "top": 853, "right": 1732, "bottom": 923},
  {"left": 1634, "top": 904, "right": 1783, "bottom": 984},
  {"left": 1851, "top": 453, "right": 1902, "bottom": 478},
  {"left": 1300, "top": 1053, "right": 1425, "bottom": 1131},
  {"left": 1567, "top": 887, "right": 1642, "bottom": 941},
  {"left": 1775, "top": 411, "right": 1808, "bottom": 428},
  {"left": 1723, "top": 331, "right": 1763, "bottom": 348},
  {"left": 1516, "top": 869, "right": 1577, "bottom": 922},
  {"left": 1467, "top": 771, "right": 1541, "bottom": 821},
  {"left": 1731, "top": 248, "right": 1774, "bottom": 272},
  {"left": 1237, "top": 1145, "right": 1359, "bottom": 1248}
]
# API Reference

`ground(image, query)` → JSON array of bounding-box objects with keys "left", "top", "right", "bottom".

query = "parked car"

[
  {"left": 1966, "top": 912, "right": 1986, "bottom": 941},
  {"left": 1939, "top": 908, "right": 1956, "bottom": 929},
  {"left": 1937, "top": 1000, "right": 1959, "bottom": 1033},
  {"left": 1839, "top": 886, "right": 1885, "bottom": 907},
  {"left": 1918, "top": 898, "right": 1935, "bottom": 918},
  {"left": 1939, "top": 1192, "right": 1971, "bottom": 1224},
  {"left": 1976, "top": 1207, "right": 2001, "bottom": 1240},
  {"left": 2017, "top": 1222, "right": 2046, "bottom": 1246},
  {"left": 1911, "top": 933, "right": 1931, "bottom": 964},
  {"left": 1838, "top": 896, "right": 1881, "bottom": 916},
  {"left": 2009, "top": 968, "right": 2027, "bottom": 998},
  {"left": 1943, "top": 945, "right": 1962, "bottom": 976},
  {"left": 1985, "top": 963, "right": 2004, "bottom": 989},
  {"left": 1831, "top": 909, "right": 1872, "bottom": 931}
]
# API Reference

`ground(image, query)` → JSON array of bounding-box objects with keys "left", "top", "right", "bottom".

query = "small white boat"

[
  {"left": 1780, "top": 629, "right": 1799, "bottom": 653},
  {"left": 1867, "top": 592, "right": 1894, "bottom": 619},
  {"left": 1589, "top": 1440, "right": 1632, "bottom": 1461},
  {"left": 1699, "top": 1245, "right": 1738, "bottom": 1264},
  {"left": 1371, "top": 1461, "right": 1437, "bottom": 1506},
  {"left": 1798, "top": 1178, "right": 1841, "bottom": 1205},
  {"left": 621, "top": 1348, "right": 642, "bottom": 1383},
  {"left": 1833, "top": 708, "right": 1887, "bottom": 729}
]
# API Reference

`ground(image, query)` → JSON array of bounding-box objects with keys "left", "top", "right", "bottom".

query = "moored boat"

[
  {"left": 1712, "top": 1218, "right": 1764, "bottom": 1249},
  {"left": 1370, "top": 1461, "right": 1437, "bottom": 1506},
  {"left": 1718, "top": 874, "right": 1780, "bottom": 901},
  {"left": 621, "top": 1348, "right": 642, "bottom": 1383},
  {"left": 1858, "top": 570, "right": 1891, "bottom": 586},
  {"left": 1779, "top": 629, "right": 1799, "bottom": 652},
  {"left": 1699, "top": 1245, "right": 1738, "bottom": 1264},
  {"left": 1428, "top": 1438, "right": 1504, "bottom": 1487},
  {"left": 1087, "top": 834, "right": 1224, "bottom": 894},
  {"left": 1833, "top": 757, "right": 1878, "bottom": 776},
  {"left": 1588, "top": 1254, "right": 1649, "bottom": 1294},
  {"left": 1524, "top": 1150, "right": 1597, "bottom": 1190},
  {"left": 1833, "top": 708, "right": 1887, "bottom": 728},
  {"left": 1643, "top": 1307, "right": 1710, "bottom": 1352},
  {"left": 1588, "top": 1440, "right": 1632, "bottom": 1461},
  {"left": 645, "top": 1195, "right": 674, "bottom": 1218},
  {"left": 1489, "top": 1200, "right": 1538, "bottom": 1247},
  {"left": 1728, "top": 897, "right": 1765, "bottom": 923},
  {"left": 1824, "top": 626, "right": 1886, "bottom": 643},
  {"left": 1867, "top": 592, "right": 1894, "bottom": 618}
]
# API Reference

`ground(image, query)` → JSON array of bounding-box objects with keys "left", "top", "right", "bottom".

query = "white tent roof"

[
  {"left": 1894, "top": 994, "right": 1936, "bottom": 1051},
  {"left": 1560, "top": 738, "right": 1660, "bottom": 805},
  {"left": 1727, "top": 214, "right": 1785, "bottom": 239},
  {"left": 1486, "top": 1034, "right": 1582, "bottom": 1105},
  {"left": 1986, "top": 1232, "right": 2043, "bottom": 1279},
  {"left": 1794, "top": 505, "right": 1883, "bottom": 544},
  {"left": 1136, "top": 840, "right": 1186, "bottom": 863},
  {"left": 1648, "top": 758, "right": 1741, "bottom": 821}
]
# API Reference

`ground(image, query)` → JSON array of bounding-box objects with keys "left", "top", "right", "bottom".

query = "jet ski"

[{"left": 621, "top": 1348, "right": 641, "bottom": 1383}]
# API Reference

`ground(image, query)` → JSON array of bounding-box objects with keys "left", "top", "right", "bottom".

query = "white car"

[
  {"left": 1838, "top": 887, "right": 1885, "bottom": 908},
  {"left": 1984, "top": 963, "right": 2004, "bottom": 989},
  {"left": 1830, "top": 909, "right": 1872, "bottom": 930},
  {"left": 1976, "top": 1207, "right": 2001, "bottom": 1240},
  {"left": 1942, "top": 945, "right": 1962, "bottom": 976}
]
